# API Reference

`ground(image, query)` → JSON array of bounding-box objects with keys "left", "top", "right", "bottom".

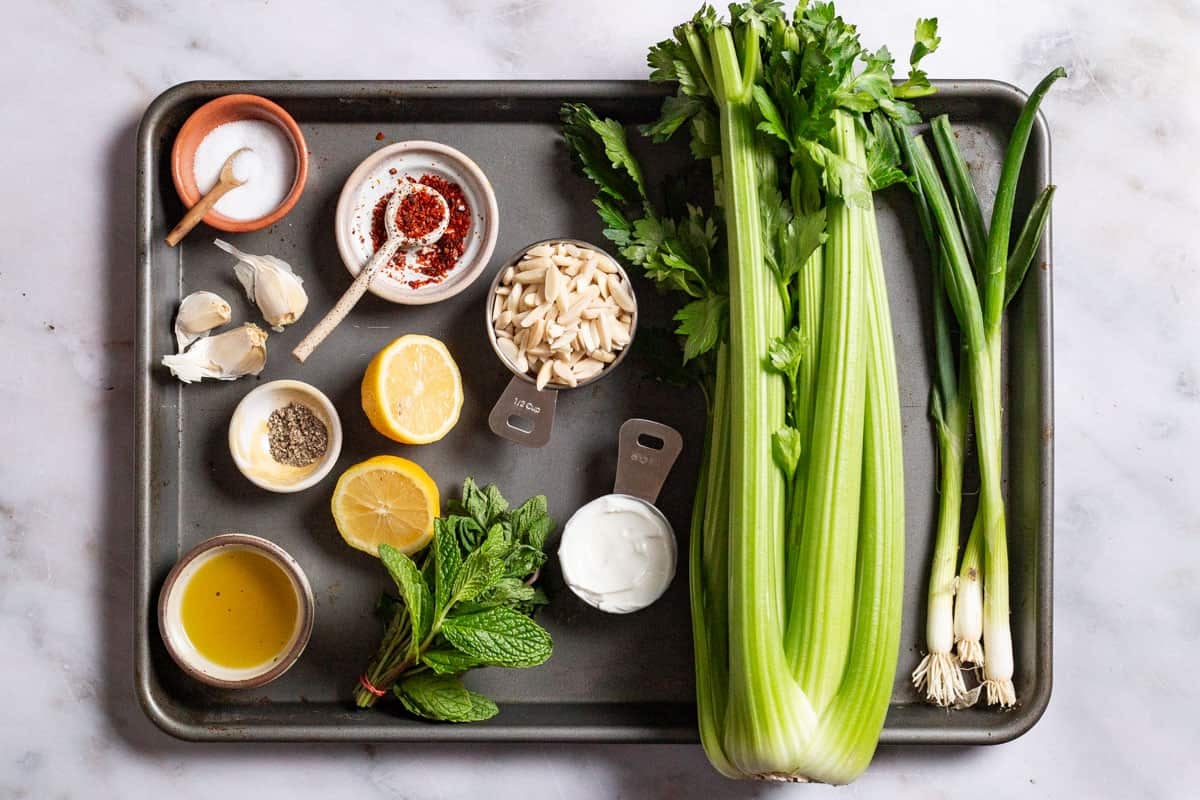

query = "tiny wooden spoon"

[{"left": 165, "top": 147, "right": 252, "bottom": 247}]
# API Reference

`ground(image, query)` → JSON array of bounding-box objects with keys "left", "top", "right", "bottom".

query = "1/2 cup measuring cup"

[
  {"left": 557, "top": 419, "right": 684, "bottom": 614},
  {"left": 484, "top": 239, "right": 638, "bottom": 447}
]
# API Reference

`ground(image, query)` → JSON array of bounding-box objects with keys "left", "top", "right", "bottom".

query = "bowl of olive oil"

[{"left": 158, "top": 533, "right": 315, "bottom": 688}]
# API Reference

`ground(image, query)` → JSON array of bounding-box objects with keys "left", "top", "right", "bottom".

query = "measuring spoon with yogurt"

[
  {"left": 558, "top": 419, "right": 684, "bottom": 614},
  {"left": 292, "top": 183, "right": 449, "bottom": 363}
]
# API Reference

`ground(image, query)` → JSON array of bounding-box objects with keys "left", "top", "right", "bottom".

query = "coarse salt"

[{"left": 193, "top": 119, "right": 295, "bottom": 221}]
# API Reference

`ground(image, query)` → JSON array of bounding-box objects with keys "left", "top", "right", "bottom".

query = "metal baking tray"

[{"left": 135, "top": 80, "right": 1052, "bottom": 744}]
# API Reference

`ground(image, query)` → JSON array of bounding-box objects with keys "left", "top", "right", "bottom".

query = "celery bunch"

[{"left": 563, "top": 2, "right": 937, "bottom": 783}]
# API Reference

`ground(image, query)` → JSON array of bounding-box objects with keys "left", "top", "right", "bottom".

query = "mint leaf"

[
  {"left": 433, "top": 521, "right": 462, "bottom": 615},
  {"left": 394, "top": 672, "right": 498, "bottom": 722},
  {"left": 421, "top": 647, "right": 484, "bottom": 676},
  {"left": 379, "top": 544, "right": 432, "bottom": 644},
  {"left": 509, "top": 495, "right": 552, "bottom": 551},
  {"left": 454, "top": 549, "right": 506, "bottom": 602},
  {"left": 441, "top": 607, "right": 553, "bottom": 668},
  {"left": 482, "top": 577, "right": 538, "bottom": 606},
  {"left": 479, "top": 483, "right": 509, "bottom": 527},
  {"left": 458, "top": 477, "right": 489, "bottom": 527}
]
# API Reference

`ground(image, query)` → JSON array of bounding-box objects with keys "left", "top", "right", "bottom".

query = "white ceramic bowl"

[
  {"left": 228, "top": 379, "right": 342, "bottom": 493},
  {"left": 158, "top": 533, "right": 315, "bottom": 689},
  {"left": 334, "top": 140, "right": 499, "bottom": 304}
]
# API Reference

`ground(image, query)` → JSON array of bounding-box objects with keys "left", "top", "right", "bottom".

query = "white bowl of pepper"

[{"left": 228, "top": 379, "right": 343, "bottom": 493}]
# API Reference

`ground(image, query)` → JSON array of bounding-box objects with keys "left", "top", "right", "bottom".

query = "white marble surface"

[{"left": 2, "top": 0, "right": 1198, "bottom": 797}]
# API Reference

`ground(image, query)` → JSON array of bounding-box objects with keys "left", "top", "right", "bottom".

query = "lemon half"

[
  {"left": 361, "top": 334, "right": 464, "bottom": 445},
  {"left": 331, "top": 455, "right": 440, "bottom": 556}
]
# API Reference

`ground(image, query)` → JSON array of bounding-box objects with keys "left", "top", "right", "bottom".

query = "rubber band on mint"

[{"left": 359, "top": 674, "right": 386, "bottom": 697}]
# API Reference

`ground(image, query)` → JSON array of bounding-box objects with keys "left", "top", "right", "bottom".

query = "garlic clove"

[
  {"left": 161, "top": 323, "right": 268, "bottom": 383},
  {"left": 214, "top": 239, "right": 308, "bottom": 332},
  {"left": 174, "top": 290, "right": 232, "bottom": 352}
]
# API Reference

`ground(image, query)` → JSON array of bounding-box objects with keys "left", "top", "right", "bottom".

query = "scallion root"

[
  {"left": 983, "top": 678, "right": 1016, "bottom": 708},
  {"left": 912, "top": 651, "right": 967, "bottom": 707}
]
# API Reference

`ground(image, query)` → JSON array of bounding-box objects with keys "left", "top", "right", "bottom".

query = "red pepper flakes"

[
  {"left": 414, "top": 174, "right": 471, "bottom": 284},
  {"left": 369, "top": 173, "right": 472, "bottom": 288},
  {"left": 394, "top": 190, "right": 444, "bottom": 241}
]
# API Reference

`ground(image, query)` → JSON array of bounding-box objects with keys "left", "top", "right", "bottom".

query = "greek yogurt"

[{"left": 558, "top": 494, "right": 677, "bottom": 614}]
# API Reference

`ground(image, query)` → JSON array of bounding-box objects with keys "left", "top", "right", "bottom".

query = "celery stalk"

[{"left": 785, "top": 110, "right": 868, "bottom": 711}]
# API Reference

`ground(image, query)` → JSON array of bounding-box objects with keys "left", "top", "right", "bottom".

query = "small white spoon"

[{"left": 292, "top": 184, "right": 449, "bottom": 363}]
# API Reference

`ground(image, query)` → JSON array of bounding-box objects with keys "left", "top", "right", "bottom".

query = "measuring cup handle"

[
  {"left": 488, "top": 375, "right": 558, "bottom": 447},
  {"left": 613, "top": 419, "right": 683, "bottom": 504}
]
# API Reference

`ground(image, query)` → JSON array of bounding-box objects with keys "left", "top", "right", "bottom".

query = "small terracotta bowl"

[
  {"left": 158, "top": 533, "right": 315, "bottom": 689},
  {"left": 171, "top": 94, "right": 309, "bottom": 233}
]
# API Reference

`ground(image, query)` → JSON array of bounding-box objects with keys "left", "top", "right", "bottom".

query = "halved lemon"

[
  {"left": 330, "top": 455, "right": 439, "bottom": 556},
  {"left": 361, "top": 334, "right": 464, "bottom": 445}
]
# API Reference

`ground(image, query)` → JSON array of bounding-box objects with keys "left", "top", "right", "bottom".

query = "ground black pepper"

[{"left": 267, "top": 402, "right": 329, "bottom": 467}]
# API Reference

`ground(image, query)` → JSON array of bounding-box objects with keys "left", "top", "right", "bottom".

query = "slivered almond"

[
  {"left": 523, "top": 290, "right": 541, "bottom": 308},
  {"left": 596, "top": 312, "right": 613, "bottom": 351},
  {"left": 494, "top": 285, "right": 510, "bottom": 296},
  {"left": 520, "top": 303, "right": 551, "bottom": 328},
  {"left": 527, "top": 244, "right": 553, "bottom": 258},
  {"left": 594, "top": 255, "right": 619, "bottom": 274},
  {"left": 528, "top": 317, "right": 547, "bottom": 348},
  {"left": 496, "top": 336, "right": 519, "bottom": 365},
  {"left": 498, "top": 309, "right": 513, "bottom": 329},
  {"left": 579, "top": 320, "right": 598, "bottom": 352},
  {"left": 552, "top": 360, "right": 578, "bottom": 387},
  {"left": 507, "top": 284, "right": 523, "bottom": 313},
  {"left": 609, "top": 277, "right": 636, "bottom": 312},
  {"left": 573, "top": 358, "right": 605, "bottom": 380},
  {"left": 558, "top": 285, "right": 601, "bottom": 326},
  {"left": 515, "top": 267, "right": 547, "bottom": 284},
  {"left": 590, "top": 349, "right": 616, "bottom": 363},
  {"left": 544, "top": 264, "right": 564, "bottom": 302},
  {"left": 491, "top": 294, "right": 504, "bottom": 321},
  {"left": 536, "top": 359, "right": 554, "bottom": 390},
  {"left": 501, "top": 266, "right": 516, "bottom": 285}
]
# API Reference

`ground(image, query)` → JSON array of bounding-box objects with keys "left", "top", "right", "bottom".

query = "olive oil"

[{"left": 181, "top": 548, "right": 299, "bottom": 669}]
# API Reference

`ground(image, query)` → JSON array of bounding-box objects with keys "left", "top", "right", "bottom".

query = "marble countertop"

[{"left": 3, "top": 0, "right": 1197, "bottom": 797}]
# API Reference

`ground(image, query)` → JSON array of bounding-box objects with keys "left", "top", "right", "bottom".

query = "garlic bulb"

[
  {"left": 174, "top": 290, "right": 232, "bottom": 351},
  {"left": 162, "top": 323, "right": 268, "bottom": 383},
  {"left": 215, "top": 239, "right": 308, "bottom": 332}
]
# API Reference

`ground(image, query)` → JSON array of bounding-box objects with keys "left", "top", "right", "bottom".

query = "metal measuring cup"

[
  {"left": 558, "top": 419, "right": 684, "bottom": 613},
  {"left": 484, "top": 238, "right": 638, "bottom": 447}
]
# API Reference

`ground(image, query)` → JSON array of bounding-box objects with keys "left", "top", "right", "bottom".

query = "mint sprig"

[{"left": 354, "top": 479, "right": 555, "bottom": 720}]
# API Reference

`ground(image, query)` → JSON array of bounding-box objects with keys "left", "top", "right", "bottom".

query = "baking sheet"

[{"left": 135, "top": 80, "right": 1053, "bottom": 743}]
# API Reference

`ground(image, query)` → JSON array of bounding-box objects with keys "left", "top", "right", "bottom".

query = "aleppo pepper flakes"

[
  {"left": 368, "top": 174, "right": 472, "bottom": 288},
  {"left": 414, "top": 174, "right": 471, "bottom": 283},
  {"left": 394, "top": 190, "right": 444, "bottom": 241}
]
